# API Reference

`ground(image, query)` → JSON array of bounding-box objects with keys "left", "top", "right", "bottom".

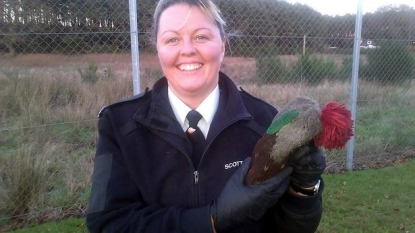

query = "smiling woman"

[
  {"left": 156, "top": 3, "right": 225, "bottom": 109},
  {"left": 86, "top": 0, "right": 325, "bottom": 232}
]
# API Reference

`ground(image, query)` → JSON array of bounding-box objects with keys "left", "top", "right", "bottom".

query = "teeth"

[{"left": 178, "top": 64, "right": 202, "bottom": 71}]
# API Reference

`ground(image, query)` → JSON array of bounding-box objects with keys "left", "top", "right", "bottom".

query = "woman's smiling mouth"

[{"left": 178, "top": 64, "right": 203, "bottom": 71}]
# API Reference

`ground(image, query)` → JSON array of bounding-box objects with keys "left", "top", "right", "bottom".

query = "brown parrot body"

[{"left": 244, "top": 97, "right": 353, "bottom": 185}]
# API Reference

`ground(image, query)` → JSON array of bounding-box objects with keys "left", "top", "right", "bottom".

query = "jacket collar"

[
  {"left": 133, "top": 78, "right": 183, "bottom": 135},
  {"left": 207, "top": 72, "right": 252, "bottom": 141},
  {"left": 133, "top": 72, "right": 252, "bottom": 140}
]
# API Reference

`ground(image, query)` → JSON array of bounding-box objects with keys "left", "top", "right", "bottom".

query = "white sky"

[{"left": 286, "top": 0, "right": 415, "bottom": 16}]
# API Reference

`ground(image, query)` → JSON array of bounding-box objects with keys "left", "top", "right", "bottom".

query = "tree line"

[{"left": 0, "top": 0, "right": 414, "bottom": 55}]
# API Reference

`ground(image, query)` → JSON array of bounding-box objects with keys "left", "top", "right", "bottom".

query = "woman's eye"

[
  {"left": 166, "top": 38, "right": 179, "bottom": 44},
  {"left": 195, "top": 35, "right": 208, "bottom": 41}
]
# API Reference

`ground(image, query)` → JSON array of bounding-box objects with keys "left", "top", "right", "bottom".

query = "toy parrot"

[{"left": 244, "top": 96, "right": 354, "bottom": 185}]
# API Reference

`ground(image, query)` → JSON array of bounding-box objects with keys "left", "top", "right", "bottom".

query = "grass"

[
  {"left": 9, "top": 218, "right": 88, "bottom": 233},
  {"left": 8, "top": 159, "right": 415, "bottom": 233},
  {"left": 317, "top": 158, "right": 415, "bottom": 233},
  {"left": 356, "top": 103, "right": 415, "bottom": 154},
  {"left": 0, "top": 59, "right": 133, "bottom": 230},
  {"left": 0, "top": 53, "right": 414, "bottom": 231}
]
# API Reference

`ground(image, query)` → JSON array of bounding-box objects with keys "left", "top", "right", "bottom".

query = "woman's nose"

[{"left": 180, "top": 39, "right": 196, "bottom": 55}]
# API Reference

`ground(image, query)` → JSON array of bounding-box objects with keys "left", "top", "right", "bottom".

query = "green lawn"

[
  {"left": 317, "top": 159, "right": 415, "bottom": 233},
  {"left": 9, "top": 217, "right": 88, "bottom": 233},
  {"left": 9, "top": 159, "right": 415, "bottom": 233}
]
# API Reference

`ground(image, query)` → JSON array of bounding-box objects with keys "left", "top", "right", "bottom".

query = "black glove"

[
  {"left": 210, "top": 157, "right": 292, "bottom": 232},
  {"left": 289, "top": 143, "right": 326, "bottom": 188}
]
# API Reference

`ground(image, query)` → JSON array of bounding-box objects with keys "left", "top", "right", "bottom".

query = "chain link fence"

[{"left": 1, "top": 0, "right": 415, "bottom": 230}]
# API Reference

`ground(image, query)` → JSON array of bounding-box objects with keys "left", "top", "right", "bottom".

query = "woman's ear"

[{"left": 221, "top": 37, "right": 226, "bottom": 58}]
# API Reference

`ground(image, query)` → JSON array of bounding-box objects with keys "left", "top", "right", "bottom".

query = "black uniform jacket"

[{"left": 86, "top": 72, "right": 323, "bottom": 233}]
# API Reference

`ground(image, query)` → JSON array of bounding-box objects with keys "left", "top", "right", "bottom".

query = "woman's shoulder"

[
  {"left": 239, "top": 88, "right": 277, "bottom": 112},
  {"left": 219, "top": 71, "right": 276, "bottom": 112},
  {"left": 97, "top": 88, "right": 152, "bottom": 118}
]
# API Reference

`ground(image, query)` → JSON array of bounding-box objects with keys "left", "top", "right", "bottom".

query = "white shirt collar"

[{"left": 168, "top": 85, "right": 219, "bottom": 138}]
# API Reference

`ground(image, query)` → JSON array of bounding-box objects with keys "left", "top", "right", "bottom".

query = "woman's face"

[{"left": 156, "top": 4, "right": 225, "bottom": 102}]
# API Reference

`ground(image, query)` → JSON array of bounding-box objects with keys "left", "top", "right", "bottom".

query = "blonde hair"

[{"left": 153, "top": 0, "right": 226, "bottom": 41}]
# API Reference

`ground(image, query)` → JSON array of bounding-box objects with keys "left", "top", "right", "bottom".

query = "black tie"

[{"left": 186, "top": 110, "right": 205, "bottom": 168}]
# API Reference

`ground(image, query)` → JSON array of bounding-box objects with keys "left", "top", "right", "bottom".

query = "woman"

[{"left": 86, "top": 0, "right": 325, "bottom": 232}]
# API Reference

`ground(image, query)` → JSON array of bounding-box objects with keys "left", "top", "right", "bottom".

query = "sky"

[{"left": 286, "top": 0, "right": 415, "bottom": 16}]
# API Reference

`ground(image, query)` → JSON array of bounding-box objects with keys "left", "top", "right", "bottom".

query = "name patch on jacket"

[{"left": 224, "top": 160, "right": 244, "bottom": 170}]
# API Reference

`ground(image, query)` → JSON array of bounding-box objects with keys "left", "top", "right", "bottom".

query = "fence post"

[
  {"left": 346, "top": 0, "right": 363, "bottom": 171},
  {"left": 129, "top": 0, "right": 140, "bottom": 95},
  {"left": 303, "top": 35, "right": 306, "bottom": 55}
]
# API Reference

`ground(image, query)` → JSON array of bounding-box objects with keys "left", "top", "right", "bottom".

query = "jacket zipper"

[
  {"left": 194, "top": 171, "right": 199, "bottom": 184},
  {"left": 194, "top": 170, "right": 200, "bottom": 206}
]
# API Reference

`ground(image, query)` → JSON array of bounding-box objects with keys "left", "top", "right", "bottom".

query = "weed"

[
  {"left": 78, "top": 63, "right": 99, "bottom": 84},
  {"left": 0, "top": 144, "right": 51, "bottom": 219},
  {"left": 102, "top": 66, "right": 115, "bottom": 81}
]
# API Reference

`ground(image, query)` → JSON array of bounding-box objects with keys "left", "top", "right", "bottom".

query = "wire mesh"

[{"left": 0, "top": 0, "right": 415, "bottom": 229}]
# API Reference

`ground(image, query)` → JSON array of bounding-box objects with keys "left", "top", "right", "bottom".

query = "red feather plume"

[{"left": 314, "top": 101, "right": 354, "bottom": 151}]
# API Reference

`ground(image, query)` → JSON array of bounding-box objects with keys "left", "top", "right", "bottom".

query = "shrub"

[
  {"left": 364, "top": 42, "right": 415, "bottom": 85},
  {"left": 339, "top": 56, "right": 368, "bottom": 82},
  {"left": 293, "top": 53, "right": 337, "bottom": 85},
  {"left": 255, "top": 56, "right": 289, "bottom": 84}
]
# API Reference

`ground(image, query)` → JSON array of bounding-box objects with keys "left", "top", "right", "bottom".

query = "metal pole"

[
  {"left": 346, "top": 0, "right": 363, "bottom": 171},
  {"left": 303, "top": 35, "right": 306, "bottom": 55},
  {"left": 129, "top": 0, "right": 140, "bottom": 95}
]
